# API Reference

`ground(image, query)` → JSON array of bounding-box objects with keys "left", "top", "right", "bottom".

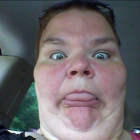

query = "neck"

[
  {"left": 117, "top": 130, "right": 133, "bottom": 140},
  {"left": 40, "top": 124, "right": 59, "bottom": 140},
  {"left": 39, "top": 125, "right": 133, "bottom": 140}
]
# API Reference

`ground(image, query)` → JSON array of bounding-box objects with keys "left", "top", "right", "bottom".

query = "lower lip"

[{"left": 62, "top": 99, "right": 100, "bottom": 108}]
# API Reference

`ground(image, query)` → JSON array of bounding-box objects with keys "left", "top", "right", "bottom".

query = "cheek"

[
  {"left": 34, "top": 62, "right": 68, "bottom": 101},
  {"left": 94, "top": 62, "right": 127, "bottom": 97}
]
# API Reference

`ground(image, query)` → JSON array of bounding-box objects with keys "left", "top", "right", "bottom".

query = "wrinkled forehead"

[{"left": 41, "top": 10, "right": 116, "bottom": 43}]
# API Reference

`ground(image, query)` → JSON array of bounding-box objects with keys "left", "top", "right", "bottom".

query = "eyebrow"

[
  {"left": 93, "top": 37, "right": 120, "bottom": 49},
  {"left": 43, "top": 36, "right": 120, "bottom": 49},
  {"left": 43, "top": 37, "right": 66, "bottom": 45}
]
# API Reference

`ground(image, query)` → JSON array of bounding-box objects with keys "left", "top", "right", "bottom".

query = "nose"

[{"left": 67, "top": 54, "right": 94, "bottom": 79}]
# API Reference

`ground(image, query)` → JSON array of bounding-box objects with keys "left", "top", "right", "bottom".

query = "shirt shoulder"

[
  {"left": 0, "top": 124, "right": 45, "bottom": 140},
  {"left": 0, "top": 126, "right": 35, "bottom": 140},
  {"left": 8, "top": 130, "right": 47, "bottom": 140},
  {"left": 25, "top": 132, "right": 47, "bottom": 140},
  {"left": 130, "top": 132, "right": 140, "bottom": 140}
]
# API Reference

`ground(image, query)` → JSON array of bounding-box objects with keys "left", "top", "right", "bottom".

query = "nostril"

[
  {"left": 71, "top": 71, "right": 77, "bottom": 75},
  {"left": 84, "top": 71, "right": 90, "bottom": 76}
]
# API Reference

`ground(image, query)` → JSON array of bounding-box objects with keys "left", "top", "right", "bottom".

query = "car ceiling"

[{"left": 0, "top": 1, "right": 140, "bottom": 127}]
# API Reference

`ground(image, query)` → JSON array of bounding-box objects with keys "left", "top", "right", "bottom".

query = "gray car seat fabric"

[{"left": 0, "top": 56, "right": 33, "bottom": 128}]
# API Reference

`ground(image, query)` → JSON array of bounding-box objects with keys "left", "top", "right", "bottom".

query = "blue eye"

[
  {"left": 50, "top": 52, "right": 67, "bottom": 60},
  {"left": 93, "top": 52, "right": 110, "bottom": 60}
]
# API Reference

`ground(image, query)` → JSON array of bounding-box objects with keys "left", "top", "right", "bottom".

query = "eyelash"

[{"left": 49, "top": 51, "right": 111, "bottom": 60}]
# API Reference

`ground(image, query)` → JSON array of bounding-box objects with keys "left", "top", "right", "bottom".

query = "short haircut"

[{"left": 35, "top": 1, "right": 120, "bottom": 60}]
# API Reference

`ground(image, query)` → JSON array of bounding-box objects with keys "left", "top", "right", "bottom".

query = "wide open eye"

[
  {"left": 93, "top": 52, "right": 110, "bottom": 60},
  {"left": 50, "top": 52, "right": 67, "bottom": 60}
]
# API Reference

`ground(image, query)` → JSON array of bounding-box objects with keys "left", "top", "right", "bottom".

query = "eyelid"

[
  {"left": 94, "top": 50, "right": 110, "bottom": 55},
  {"left": 49, "top": 50, "right": 66, "bottom": 56}
]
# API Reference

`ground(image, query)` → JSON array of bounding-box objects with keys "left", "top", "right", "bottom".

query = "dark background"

[{"left": 0, "top": 1, "right": 140, "bottom": 127}]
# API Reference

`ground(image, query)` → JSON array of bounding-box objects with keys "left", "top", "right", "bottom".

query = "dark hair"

[{"left": 35, "top": 1, "right": 121, "bottom": 60}]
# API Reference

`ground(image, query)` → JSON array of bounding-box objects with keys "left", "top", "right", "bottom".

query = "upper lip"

[{"left": 71, "top": 89, "right": 92, "bottom": 94}]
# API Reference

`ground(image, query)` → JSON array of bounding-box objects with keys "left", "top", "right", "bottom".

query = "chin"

[{"left": 60, "top": 106, "right": 99, "bottom": 132}]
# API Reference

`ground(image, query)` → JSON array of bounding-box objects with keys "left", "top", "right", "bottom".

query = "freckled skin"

[{"left": 34, "top": 10, "right": 129, "bottom": 140}]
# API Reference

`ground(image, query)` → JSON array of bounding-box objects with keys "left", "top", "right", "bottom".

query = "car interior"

[{"left": 0, "top": 0, "right": 140, "bottom": 133}]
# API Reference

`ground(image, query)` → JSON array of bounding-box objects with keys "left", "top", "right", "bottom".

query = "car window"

[{"left": 9, "top": 82, "right": 39, "bottom": 131}]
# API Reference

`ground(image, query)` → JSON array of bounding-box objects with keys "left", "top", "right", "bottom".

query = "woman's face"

[{"left": 34, "top": 10, "right": 127, "bottom": 139}]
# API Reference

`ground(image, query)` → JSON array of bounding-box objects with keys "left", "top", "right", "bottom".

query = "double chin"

[{"left": 62, "top": 107, "right": 99, "bottom": 131}]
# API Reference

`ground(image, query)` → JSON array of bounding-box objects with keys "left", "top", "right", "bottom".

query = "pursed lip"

[
  {"left": 62, "top": 89, "right": 100, "bottom": 108},
  {"left": 64, "top": 89, "right": 98, "bottom": 100}
]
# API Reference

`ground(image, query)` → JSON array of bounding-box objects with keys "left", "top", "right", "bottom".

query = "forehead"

[{"left": 42, "top": 9, "right": 116, "bottom": 43}]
